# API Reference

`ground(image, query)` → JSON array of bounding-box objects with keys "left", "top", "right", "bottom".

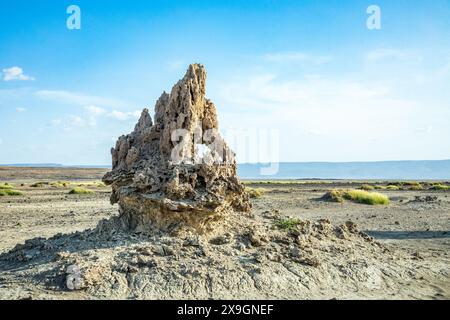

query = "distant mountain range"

[
  {"left": 0, "top": 163, "right": 65, "bottom": 167},
  {"left": 0, "top": 163, "right": 110, "bottom": 168},
  {"left": 238, "top": 160, "right": 450, "bottom": 180},
  {"left": 1, "top": 160, "right": 450, "bottom": 180}
]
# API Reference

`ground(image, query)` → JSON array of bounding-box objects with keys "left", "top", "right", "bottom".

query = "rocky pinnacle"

[{"left": 103, "top": 64, "right": 251, "bottom": 234}]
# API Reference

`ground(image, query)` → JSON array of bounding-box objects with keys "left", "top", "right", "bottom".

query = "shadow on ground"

[
  {"left": 0, "top": 217, "right": 147, "bottom": 273},
  {"left": 365, "top": 230, "right": 450, "bottom": 240}
]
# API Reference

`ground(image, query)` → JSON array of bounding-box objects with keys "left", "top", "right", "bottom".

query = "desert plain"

[{"left": 0, "top": 166, "right": 449, "bottom": 300}]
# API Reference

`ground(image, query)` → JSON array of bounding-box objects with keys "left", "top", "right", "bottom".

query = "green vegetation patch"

[
  {"left": 76, "top": 181, "right": 106, "bottom": 188},
  {"left": 245, "top": 187, "right": 266, "bottom": 198},
  {"left": 321, "top": 188, "right": 345, "bottom": 203},
  {"left": 30, "top": 182, "right": 49, "bottom": 188},
  {"left": 386, "top": 185, "right": 400, "bottom": 190},
  {"left": 344, "top": 189, "right": 390, "bottom": 205},
  {"left": 68, "top": 187, "right": 94, "bottom": 195},
  {"left": 403, "top": 181, "right": 422, "bottom": 187},
  {"left": 431, "top": 183, "right": 449, "bottom": 191},
  {"left": 360, "top": 184, "right": 375, "bottom": 191},
  {"left": 0, "top": 189, "right": 23, "bottom": 196},
  {"left": 322, "top": 188, "right": 389, "bottom": 205},
  {"left": 275, "top": 218, "right": 301, "bottom": 231},
  {"left": 409, "top": 184, "right": 424, "bottom": 190},
  {"left": 50, "top": 181, "right": 70, "bottom": 188},
  {"left": 0, "top": 183, "right": 14, "bottom": 189}
]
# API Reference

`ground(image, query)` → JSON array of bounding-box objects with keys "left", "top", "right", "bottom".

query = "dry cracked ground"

[{"left": 0, "top": 167, "right": 449, "bottom": 300}]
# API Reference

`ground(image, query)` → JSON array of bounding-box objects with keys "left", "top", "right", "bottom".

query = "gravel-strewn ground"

[{"left": 0, "top": 168, "right": 449, "bottom": 299}]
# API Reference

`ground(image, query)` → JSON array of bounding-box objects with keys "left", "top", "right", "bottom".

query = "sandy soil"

[{"left": 0, "top": 167, "right": 449, "bottom": 300}]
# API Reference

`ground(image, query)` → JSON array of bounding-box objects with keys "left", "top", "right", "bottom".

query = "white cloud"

[
  {"left": 365, "top": 49, "right": 422, "bottom": 63},
  {"left": 50, "top": 116, "right": 86, "bottom": 131},
  {"left": 442, "top": 56, "right": 450, "bottom": 71},
  {"left": 217, "top": 70, "right": 426, "bottom": 161},
  {"left": 48, "top": 106, "right": 141, "bottom": 132},
  {"left": 220, "top": 73, "right": 391, "bottom": 110},
  {"left": 168, "top": 60, "right": 185, "bottom": 70},
  {"left": 2, "top": 66, "right": 35, "bottom": 81},
  {"left": 83, "top": 105, "right": 141, "bottom": 125},
  {"left": 262, "top": 52, "right": 333, "bottom": 64},
  {"left": 35, "top": 90, "right": 132, "bottom": 109},
  {"left": 109, "top": 110, "right": 128, "bottom": 121},
  {"left": 0, "top": 138, "right": 2, "bottom": 145},
  {"left": 16, "top": 107, "right": 26, "bottom": 112},
  {"left": 108, "top": 110, "right": 141, "bottom": 121},
  {"left": 68, "top": 115, "right": 85, "bottom": 127},
  {"left": 366, "top": 49, "right": 399, "bottom": 61},
  {"left": 434, "top": 55, "right": 450, "bottom": 78},
  {"left": 85, "top": 105, "right": 106, "bottom": 116},
  {"left": 84, "top": 105, "right": 107, "bottom": 127},
  {"left": 51, "top": 118, "right": 62, "bottom": 126},
  {"left": 307, "top": 129, "right": 329, "bottom": 137}
]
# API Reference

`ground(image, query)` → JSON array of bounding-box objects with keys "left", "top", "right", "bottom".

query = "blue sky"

[{"left": 1, "top": 0, "right": 449, "bottom": 165}]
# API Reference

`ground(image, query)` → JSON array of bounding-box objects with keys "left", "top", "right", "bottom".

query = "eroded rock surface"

[{"left": 103, "top": 64, "right": 250, "bottom": 233}]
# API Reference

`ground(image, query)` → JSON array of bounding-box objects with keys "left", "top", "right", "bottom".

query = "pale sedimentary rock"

[{"left": 103, "top": 64, "right": 250, "bottom": 233}]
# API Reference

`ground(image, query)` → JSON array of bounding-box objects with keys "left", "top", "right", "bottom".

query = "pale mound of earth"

[{"left": 0, "top": 210, "right": 447, "bottom": 300}]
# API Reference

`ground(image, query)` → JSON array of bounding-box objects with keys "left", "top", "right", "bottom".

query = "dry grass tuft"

[
  {"left": 0, "top": 189, "right": 23, "bottom": 196},
  {"left": 322, "top": 189, "right": 389, "bottom": 205},
  {"left": 245, "top": 187, "right": 266, "bottom": 198},
  {"left": 68, "top": 187, "right": 94, "bottom": 195},
  {"left": 344, "top": 189, "right": 390, "bottom": 205}
]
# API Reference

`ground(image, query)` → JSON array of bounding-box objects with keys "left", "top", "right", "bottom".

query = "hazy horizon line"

[{"left": 1, "top": 158, "right": 450, "bottom": 168}]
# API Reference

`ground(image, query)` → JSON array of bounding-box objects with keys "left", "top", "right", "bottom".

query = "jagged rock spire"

[{"left": 103, "top": 64, "right": 250, "bottom": 234}]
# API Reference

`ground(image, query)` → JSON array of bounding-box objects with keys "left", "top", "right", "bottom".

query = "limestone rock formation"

[{"left": 103, "top": 64, "right": 251, "bottom": 233}]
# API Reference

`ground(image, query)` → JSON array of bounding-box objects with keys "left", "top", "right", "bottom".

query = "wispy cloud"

[
  {"left": 262, "top": 52, "right": 333, "bottom": 64},
  {"left": 108, "top": 110, "right": 141, "bottom": 121},
  {"left": 216, "top": 68, "right": 437, "bottom": 162},
  {"left": 49, "top": 106, "right": 142, "bottom": 130},
  {"left": 68, "top": 115, "right": 85, "bottom": 127},
  {"left": 2, "top": 66, "right": 35, "bottom": 81},
  {"left": 84, "top": 105, "right": 106, "bottom": 127},
  {"left": 35, "top": 90, "right": 131, "bottom": 109},
  {"left": 167, "top": 60, "right": 185, "bottom": 71},
  {"left": 218, "top": 71, "right": 419, "bottom": 146},
  {"left": 16, "top": 107, "right": 26, "bottom": 112},
  {"left": 50, "top": 118, "right": 62, "bottom": 126},
  {"left": 436, "top": 55, "right": 450, "bottom": 77},
  {"left": 85, "top": 105, "right": 106, "bottom": 116},
  {"left": 220, "top": 73, "right": 391, "bottom": 110},
  {"left": 50, "top": 115, "right": 87, "bottom": 131},
  {"left": 307, "top": 129, "right": 329, "bottom": 137},
  {"left": 365, "top": 49, "right": 422, "bottom": 63},
  {"left": 85, "top": 106, "right": 141, "bottom": 123}
]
